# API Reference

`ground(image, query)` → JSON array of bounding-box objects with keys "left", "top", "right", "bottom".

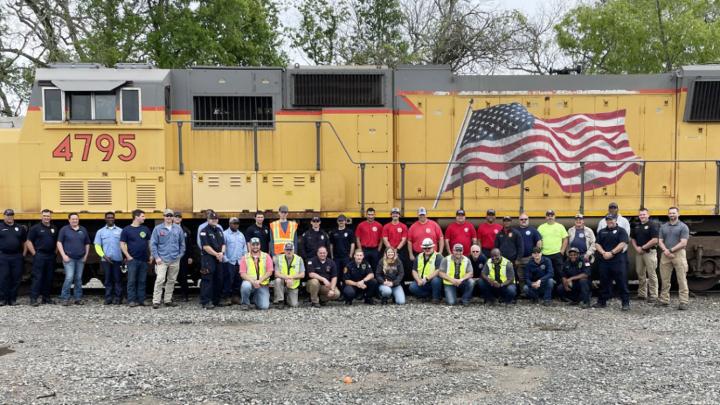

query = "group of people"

[{"left": 0, "top": 202, "right": 691, "bottom": 311}]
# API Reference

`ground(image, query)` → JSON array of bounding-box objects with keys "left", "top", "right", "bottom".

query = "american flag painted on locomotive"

[{"left": 436, "top": 102, "right": 641, "bottom": 200}]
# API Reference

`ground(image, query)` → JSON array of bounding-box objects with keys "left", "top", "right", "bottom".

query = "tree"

[
  {"left": 506, "top": 1, "right": 570, "bottom": 74},
  {"left": 555, "top": 0, "right": 720, "bottom": 74},
  {"left": 291, "top": 0, "right": 347, "bottom": 65}
]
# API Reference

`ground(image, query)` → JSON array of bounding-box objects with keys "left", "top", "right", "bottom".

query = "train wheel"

[{"left": 688, "top": 276, "right": 720, "bottom": 292}]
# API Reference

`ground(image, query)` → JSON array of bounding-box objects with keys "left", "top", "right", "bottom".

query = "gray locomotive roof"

[{"left": 36, "top": 68, "right": 170, "bottom": 83}]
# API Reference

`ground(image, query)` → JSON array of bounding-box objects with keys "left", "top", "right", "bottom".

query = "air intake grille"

[
  {"left": 136, "top": 184, "right": 157, "bottom": 210},
  {"left": 87, "top": 180, "right": 112, "bottom": 205},
  {"left": 293, "top": 74, "right": 384, "bottom": 107},
  {"left": 689, "top": 81, "right": 720, "bottom": 121},
  {"left": 59, "top": 181, "right": 84, "bottom": 205},
  {"left": 193, "top": 96, "right": 273, "bottom": 128}
]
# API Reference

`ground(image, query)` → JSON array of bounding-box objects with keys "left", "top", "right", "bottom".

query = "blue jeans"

[
  {"left": 222, "top": 262, "right": 240, "bottom": 298},
  {"left": 60, "top": 259, "right": 84, "bottom": 301},
  {"left": 478, "top": 279, "right": 517, "bottom": 303},
  {"left": 443, "top": 279, "right": 475, "bottom": 305},
  {"left": 31, "top": 253, "right": 56, "bottom": 301},
  {"left": 102, "top": 260, "right": 123, "bottom": 302},
  {"left": 555, "top": 278, "right": 590, "bottom": 304},
  {"left": 379, "top": 284, "right": 406, "bottom": 304},
  {"left": 127, "top": 259, "right": 148, "bottom": 304},
  {"left": 240, "top": 281, "right": 270, "bottom": 310},
  {"left": 0, "top": 253, "right": 24, "bottom": 304},
  {"left": 409, "top": 277, "right": 442, "bottom": 300},
  {"left": 523, "top": 279, "right": 555, "bottom": 301}
]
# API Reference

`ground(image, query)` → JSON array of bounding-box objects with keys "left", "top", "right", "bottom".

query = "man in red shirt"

[
  {"left": 408, "top": 207, "right": 444, "bottom": 263},
  {"left": 477, "top": 209, "right": 503, "bottom": 257},
  {"left": 355, "top": 207, "right": 382, "bottom": 270},
  {"left": 444, "top": 209, "right": 477, "bottom": 255},
  {"left": 382, "top": 207, "right": 410, "bottom": 278}
]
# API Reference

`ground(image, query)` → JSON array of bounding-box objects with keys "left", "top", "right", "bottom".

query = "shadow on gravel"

[{"left": 0, "top": 346, "right": 15, "bottom": 356}]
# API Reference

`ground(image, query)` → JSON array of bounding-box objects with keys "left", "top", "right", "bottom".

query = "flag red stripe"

[
  {"left": 456, "top": 133, "right": 630, "bottom": 159},
  {"left": 455, "top": 143, "right": 637, "bottom": 165},
  {"left": 541, "top": 109, "right": 626, "bottom": 124},
  {"left": 532, "top": 122, "right": 626, "bottom": 140},
  {"left": 450, "top": 157, "right": 638, "bottom": 178}
]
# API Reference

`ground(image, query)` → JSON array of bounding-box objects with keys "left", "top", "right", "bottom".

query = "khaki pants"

[
  {"left": 635, "top": 251, "right": 658, "bottom": 299},
  {"left": 659, "top": 249, "right": 689, "bottom": 305},
  {"left": 153, "top": 260, "right": 180, "bottom": 304},
  {"left": 306, "top": 279, "right": 340, "bottom": 304},
  {"left": 273, "top": 278, "right": 300, "bottom": 307}
]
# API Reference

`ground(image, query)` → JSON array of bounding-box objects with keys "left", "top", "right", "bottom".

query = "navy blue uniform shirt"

[
  {"left": 0, "top": 221, "right": 27, "bottom": 254},
  {"left": 199, "top": 224, "right": 225, "bottom": 255},
  {"left": 343, "top": 260, "right": 373, "bottom": 283},
  {"left": 120, "top": 225, "right": 151, "bottom": 261},
  {"left": 307, "top": 256, "right": 337, "bottom": 280},
  {"left": 561, "top": 258, "right": 591, "bottom": 278},
  {"left": 597, "top": 226, "right": 629, "bottom": 262},
  {"left": 58, "top": 225, "right": 90, "bottom": 260},
  {"left": 27, "top": 223, "right": 57, "bottom": 255},
  {"left": 329, "top": 227, "right": 355, "bottom": 259},
  {"left": 525, "top": 256, "right": 554, "bottom": 285}
]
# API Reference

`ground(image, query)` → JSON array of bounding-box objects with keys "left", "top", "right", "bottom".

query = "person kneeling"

[
  {"left": 555, "top": 247, "right": 591, "bottom": 308},
  {"left": 342, "top": 250, "right": 378, "bottom": 305},
  {"left": 239, "top": 238, "right": 273, "bottom": 310},
  {"left": 523, "top": 247, "right": 555, "bottom": 306},
  {"left": 439, "top": 244, "right": 475, "bottom": 305},
  {"left": 273, "top": 242, "right": 305, "bottom": 308},
  {"left": 478, "top": 248, "right": 517, "bottom": 305}
]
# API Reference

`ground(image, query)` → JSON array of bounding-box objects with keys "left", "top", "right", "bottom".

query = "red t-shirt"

[
  {"left": 477, "top": 222, "right": 503, "bottom": 250},
  {"left": 445, "top": 221, "right": 476, "bottom": 254},
  {"left": 382, "top": 222, "right": 408, "bottom": 249},
  {"left": 408, "top": 220, "right": 443, "bottom": 253},
  {"left": 355, "top": 220, "right": 382, "bottom": 248}
]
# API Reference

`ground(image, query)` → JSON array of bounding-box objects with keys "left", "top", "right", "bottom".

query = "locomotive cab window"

[
  {"left": 67, "top": 91, "right": 116, "bottom": 121},
  {"left": 121, "top": 88, "right": 141, "bottom": 123},
  {"left": 42, "top": 87, "right": 64, "bottom": 122}
]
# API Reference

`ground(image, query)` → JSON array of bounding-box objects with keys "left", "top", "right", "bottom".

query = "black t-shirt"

[
  {"left": 597, "top": 226, "right": 629, "bottom": 262},
  {"left": 307, "top": 256, "right": 337, "bottom": 280},
  {"left": 120, "top": 225, "right": 151, "bottom": 262},
  {"left": 630, "top": 220, "right": 659, "bottom": 248},
  {"left": 329, "top": 227, "right": 355, "bottom": 259},
  {"left": 0, "top": 221, "right": 27, "bottom": 254},
  {"left": 300, "top": 228, "right": 329, "bottom": 259},
  {"left": 468, "top": 254, "right": 488, "bottom": 278},
  {"left": 27, "top": 223, "right": 58, "bottom": 254},
  {"left": 200, "top": 225, "right": 225, "bottom": 255},
  {"left": 245, "top": 223, "right": 270, "bottom": 253},
  {"left": 343, "top": 260, "right": 372, "bottom": 282}
]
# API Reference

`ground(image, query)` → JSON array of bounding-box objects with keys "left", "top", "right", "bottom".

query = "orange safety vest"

[{"left": 270, "top": 220, "right": 298, "bottom": 255}]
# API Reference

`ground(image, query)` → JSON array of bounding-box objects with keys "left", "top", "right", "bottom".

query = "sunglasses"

[
  {"left": 174, "top": 215, "right": 182, "bottom": 218},
  {"left": 422, "top": 247, "right": 433, "bottom": 250},
  {"left": 280, "top": 211, "right": 288, "bottom": 214},
  {"left": 164, "top": 214, "right": 174, "bottom": 217}
]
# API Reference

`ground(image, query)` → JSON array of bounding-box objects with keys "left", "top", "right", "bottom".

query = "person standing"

[
  {"left": 444, "top": 209, "right": 477, "bottom": 256},
  {"left": 306, "top": 246, "right": 340, "bottom": 307},
  {"left": 567, "top": 214, "right": 596, "bottom": 263},
  {"left": 272, "top": 242, "right": 305, "bottom": 308},
  {"left": 57, "top": 213, "right": 90, "bottom": 306},
  {"left": 341, "top": 249, "right": 378, "bottom": 305},
  {"left": 477, "top": 209, "right": 503, "bottom": 257},
  {"left": 0, "top": 209, "right": 27, "bottom": 306},
  {"left": 120, "top": 209, "right": 151, "bottom": 307},
  {"left": 355, "top": 208, "right": 383, "bottom": 271},
  {"left": 658, "top": 207, "right": 690, "bottom": 310},
  {"left": 594, "top": 216, "right": 630, "bottom": 311},
  {"left": 240, "top": 237, "right": 273, "bottom": 311},
  {"left": 94, "top": 212, "right": 124, "bottom": 305},
  {"left": 173, "top": 211, "right": 196, "bottom": 302},
  {"left": 515, "top": 212, "right": 542, "bottom": 293},
  {"left": 376, "top": 248, "right": 405, "bottom": 305},
  {"left": 439, "top": 244, "right": 474, "bottom": 306},
  {"left": 537, "top": 209, "right": 567, "bottom": 284},
  {"left": 597, "top": 202, "right": 631, "bottom": 235},
  {"left": 245, "top": 211, "right": 271, "bottom": 253},
  {"left": 329, "top": 214, "right": 355, "bottom": 275},
  {"left": 150, "top": 209, "right": 186, "bottom": 309},
  {"left": 199, "top": 211, "right": 225, "bottom": 309},
  {"left": 196, "top": 209, "right": 224, "bottom": 250},
  {"left": 630, "top": 208, "right": 659, "bottom": 303},
  {"left": 300, "top": 215, "right": 330, "bottom": 261},
  {"left": 382, "top": 208, "right": 410, "bottom": 279},
  {"left": 407, "top": 207, "right": 443, "bottom": 263},
  {"left": 223, "top": 217, "right": 247, "bottom": 306},
  {"left": 269, "top": 205, "right": 298, "bottom": 256},
  {"left": 494, "top": 216, "right": 523, "bottom": 263},
  {"left": 26, "top": 209, "right": 57, "bottom": 306}
]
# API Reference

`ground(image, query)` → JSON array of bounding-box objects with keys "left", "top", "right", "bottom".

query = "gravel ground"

[{"left": 1, "top": 294, "right": 719, "bottom": 405}]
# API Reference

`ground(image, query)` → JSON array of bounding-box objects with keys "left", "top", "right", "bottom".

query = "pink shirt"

[{"left": 239, "top": 252, "right": 274, "bottom": 276}]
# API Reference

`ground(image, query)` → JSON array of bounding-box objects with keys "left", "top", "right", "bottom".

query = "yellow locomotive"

[{"left": 1, "top": 63, "right": 719, "bottom": 288}]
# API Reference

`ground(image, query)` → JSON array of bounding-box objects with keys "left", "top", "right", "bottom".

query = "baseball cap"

[
  {"left": 173, "top": 211, "right": 182, "bottom": 218},
  {"left": 284, "top": 242, "right": 294, "bottom": 250},
  {"left": 568, "top": 247, "right": 580, "bottom": 254},
  {"left": 421, "top": 238, "right": 434, "bottom": 248},
  {"left": 486, "top": 209, "right": 496, "bottom": 215},
  {"left": 456, "top": 209, "right": 465, "bottom": 216},
  {"left": 453, "top": 243, "right": 464, "bottom": 252},
  {"left": 417, "top": 207, "right": 427, "bottom": 216},
  {"left": 229, "top": 217, "right": 240, "bottom": 224},
  {"left": 207, "top": 211, "right": 218, "bottom": 220},
  {"left": 3, "top": 209, "right": 14, "bottom": 216},
  {"left": 278, "top": 205, "right": 289, "bottom": 213},
  {"left": 575, "top": 213, "right": 584, "bottom": 219},
  {"left": 608, "top": 202, "right": 618, "bottom": 209},
  {"left": 605, "top": 214, "right": 615, "bottom": 221},
  {"left": 311, "top": 216, "right": 321, "bottom": 222},
  {"left": 163, "top": 208, "right": 174, "bottom": 216},
  {"left": 545, "top": 209, "right": 555, "bottom": 216},
  {"left": 532, "top": 247, "right": 542, "bottom": 254},
  {"left": 250, "top": 237, "right": 260, "bottom": 244},
  {"left": 502, "top": 216, "right": 512, "bottom": 222},
  {"left": 391, "top": 207, "right": 400, "bottom": 214},
  {"left": 337, "top": 214, "right": 347, "bottom": 221}
]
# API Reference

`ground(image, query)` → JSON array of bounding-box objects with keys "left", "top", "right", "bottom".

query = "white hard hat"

[{"left": 421, "top": 238, "right": 434, "bottom": 248}]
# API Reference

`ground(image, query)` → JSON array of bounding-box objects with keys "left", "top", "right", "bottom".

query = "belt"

[
  {"left": 36, "top": 250, "right": 56, "bottom": 255},
  {"left": 0, "top": 250, "right": 21, "bottom": 255}
]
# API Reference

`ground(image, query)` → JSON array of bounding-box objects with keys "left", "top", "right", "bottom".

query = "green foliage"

[
  {"left": 555, "top": 0, "right": 720, "bottom": 73},
  {"left": 292, "top": 0, "right": 347, "bottom": 65}
]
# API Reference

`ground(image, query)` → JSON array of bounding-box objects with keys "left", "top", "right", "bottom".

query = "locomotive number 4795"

[{"left": 52, "top": 134, "right": 137, "bottom": 162}]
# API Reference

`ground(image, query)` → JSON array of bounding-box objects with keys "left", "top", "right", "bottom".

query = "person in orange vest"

[{"left": 269, "top": 205, "right": 298, "bottom": 257}]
